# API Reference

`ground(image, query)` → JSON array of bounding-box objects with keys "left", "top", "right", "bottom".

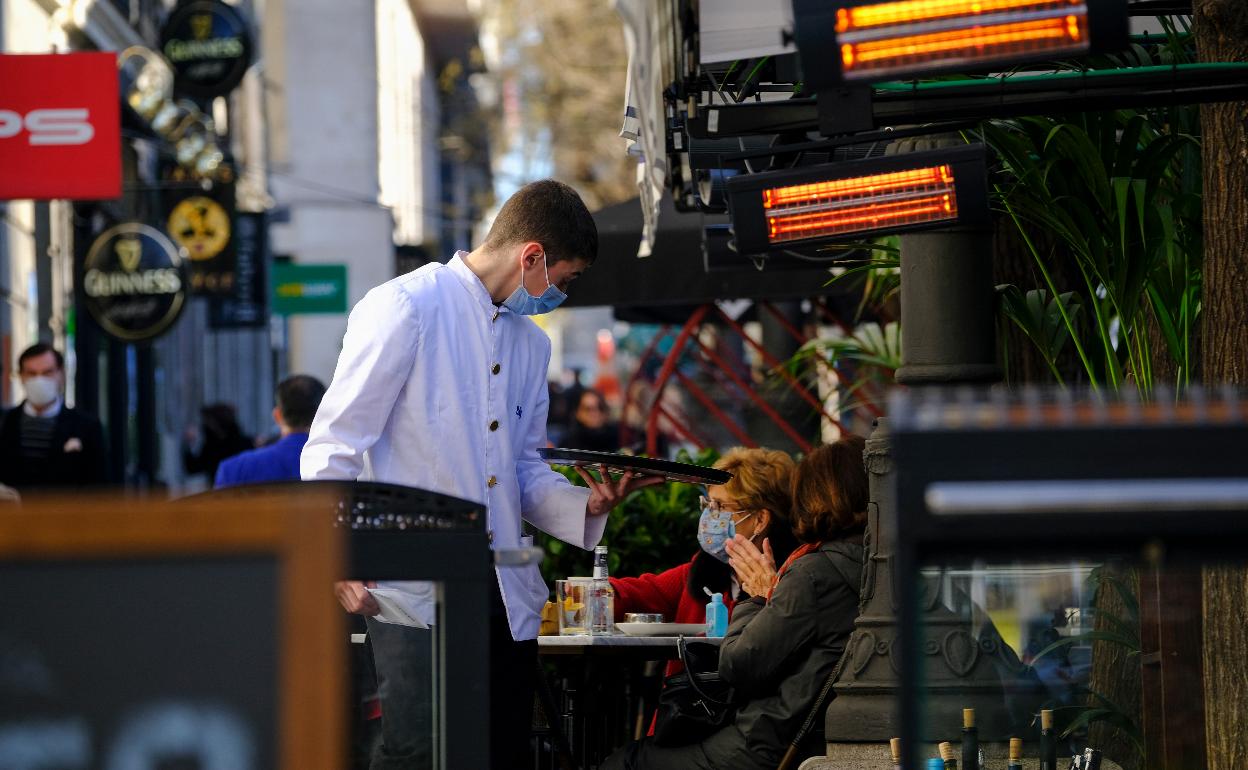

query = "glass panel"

[
  {"left": 908, "top": 556, "right": 1208, "bottom": 770},
  {"left": 350, "top": 583, "right": 442, "bottom": 770}
]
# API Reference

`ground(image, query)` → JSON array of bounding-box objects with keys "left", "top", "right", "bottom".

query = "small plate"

[
  {"left": 538, "top": 448, "right": 732, "bottom": 486},
  {"left": 615, "top": 622, "right": 709, "bottom": 637}
]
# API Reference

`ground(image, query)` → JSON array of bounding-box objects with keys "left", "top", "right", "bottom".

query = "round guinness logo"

[
  {"left": 168, "top": 195, "right": 231, "bottom": 261},
  {"left": 83, "top": 222, "right": 188, "bottom": 342},
  {"left": 160, "top": 0, "right": 254, "bottom": 98}
]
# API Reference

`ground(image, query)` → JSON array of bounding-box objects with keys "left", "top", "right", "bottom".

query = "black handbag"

[{"left": 652, "top": 636, "right": 738, "bottom": 747}]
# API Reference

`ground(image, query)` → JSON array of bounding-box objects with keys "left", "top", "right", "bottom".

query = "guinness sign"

[
  {"left": 160, "top": 0, "right": 254, "bottom": 98},
  {"left": 164, "top": 178, "right": 237, "bottom": 295},
  {"left": 83, "top": 223, "right": 188, "bottom": 341}
]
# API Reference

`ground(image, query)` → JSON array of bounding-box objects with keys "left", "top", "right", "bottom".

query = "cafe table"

[
  {"left": 536, "top": 634, "right": 723, "bottom": 769},
  {"left": 538, "top": 633, "right": 722, "bottom": 655}
]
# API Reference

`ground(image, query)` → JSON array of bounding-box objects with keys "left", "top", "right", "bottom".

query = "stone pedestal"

[{"left": 824, "top": 421, "right": 1033, "bottom": 743}]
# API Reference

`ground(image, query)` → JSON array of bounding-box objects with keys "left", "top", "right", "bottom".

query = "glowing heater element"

[
  {"left": 762, "top": 165, "right": 958, "bottom": 244},
  {"left": 835, "top": 0, "right": 1090, "bottom": 80}
]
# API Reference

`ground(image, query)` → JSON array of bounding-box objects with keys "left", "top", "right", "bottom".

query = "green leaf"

[{"left": 1030, "top": 629, "right": 1140, "bottom": 665}]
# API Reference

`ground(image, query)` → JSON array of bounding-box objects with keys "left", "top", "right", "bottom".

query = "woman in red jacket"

[{"left": 610, "top": 446, "right": 802, "bottom": 676}]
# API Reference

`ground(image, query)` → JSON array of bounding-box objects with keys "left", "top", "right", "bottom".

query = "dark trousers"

[
  {"left": 365, "top": 617, "right": 433, "bottom": 769},
  {"left": 489, "top": 580, "right": 538, "bottom": 770},
  {"left": 366, "top": 580, "right": 537, "bottom": 769}
]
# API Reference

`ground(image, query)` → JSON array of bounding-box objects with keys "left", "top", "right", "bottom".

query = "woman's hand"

[{"left": 726, "top": 534, "right": 777, "bottom": 597}]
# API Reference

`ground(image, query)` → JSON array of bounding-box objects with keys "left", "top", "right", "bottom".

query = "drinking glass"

[{"left": 557, "top": 577, "right": 591, "bottom": 636}]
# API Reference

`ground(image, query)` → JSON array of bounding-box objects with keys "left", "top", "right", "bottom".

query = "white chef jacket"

[{"left": 301, "top": 253, "right": 601, "bottom": 640}]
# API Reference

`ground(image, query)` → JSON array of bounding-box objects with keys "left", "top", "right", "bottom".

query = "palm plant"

[
  {"left": 980, "top": 18, "right": 1203, "bottom": 394},
  {"left": 982, "top": 110, "right": 1201, "bottom": 394}
]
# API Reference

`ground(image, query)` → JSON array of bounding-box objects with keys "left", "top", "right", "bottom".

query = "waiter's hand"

[
  {"left": 334, "top": 580, "right": 381, "bottom": 616},
  {"left": 577, "top": 465, "right": 666, "bottom": 516},
  {"left": 0, "top": 483, "right": 20, "bottom": 505}
]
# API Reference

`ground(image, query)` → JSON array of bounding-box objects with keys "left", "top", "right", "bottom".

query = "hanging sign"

[
  {"left": 272, "top": 264, "right": 348, "bottom": 315},
  {"left": 210, "top": 212, "right": 268, "bottom": 328},
  {"left": 160, "top": 0, "right": 254, "bottom": 98},
  {"left": 82, "top": 223, "right": 189, "bottom": 342},
  {"left": 165, "top": 179, "right": 236, "bottom": 294},
  {"left": 0, "top": 53, "right": 121, "bottom": 200}
]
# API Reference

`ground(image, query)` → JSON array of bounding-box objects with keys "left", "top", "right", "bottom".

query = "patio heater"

[
  {"left": 792, "top": 0, "right": 1130, "bottom": 89},
  {"left": 724, "top": 144, "right": 988, "bottom": 256}
]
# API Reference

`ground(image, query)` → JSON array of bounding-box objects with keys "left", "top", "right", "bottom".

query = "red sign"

[{"left": 0, "top": 53, "right": 121, "bottom": 200}]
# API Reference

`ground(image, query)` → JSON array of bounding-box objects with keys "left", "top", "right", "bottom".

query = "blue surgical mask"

[
  {"left": 502, "top": 253, "right": 567, "bottom": 316},
  {"left": 697, "top": 507, "right": 754, "bottom": 563}
]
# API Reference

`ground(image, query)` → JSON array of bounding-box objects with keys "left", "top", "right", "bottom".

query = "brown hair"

[
  {"left": 714, "top": 447, "right": 796, "bottom": 530},
  {"left": 790, "top": 435, "right": 869, "bottom": 543},
  {"left": 482, "top": 179, "right": 598, "bottom": 265}
]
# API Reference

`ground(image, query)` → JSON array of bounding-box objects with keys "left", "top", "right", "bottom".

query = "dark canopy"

[{"left": 564, "top": 195, "right": 852, "bottom": 312}]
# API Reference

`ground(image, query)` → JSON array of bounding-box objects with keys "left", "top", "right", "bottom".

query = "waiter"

[{"left": 302, "top": 180, "right": 661, "bottom": 769}]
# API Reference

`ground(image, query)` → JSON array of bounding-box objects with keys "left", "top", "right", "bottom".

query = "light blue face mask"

[
  {"left": 502, "top": 253, "right": 567, "bottom": 316},
  {"left": 697, "top": 507, "right": 755, "bottom": 563}
]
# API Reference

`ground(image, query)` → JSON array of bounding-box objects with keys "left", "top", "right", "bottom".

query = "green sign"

[{"left": 272, "top": 264, "right": 347, "bottom": 315}]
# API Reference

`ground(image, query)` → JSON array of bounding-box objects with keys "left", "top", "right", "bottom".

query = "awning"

[{"left": 563, "top": 194, "right": 856, "bottom": 313}]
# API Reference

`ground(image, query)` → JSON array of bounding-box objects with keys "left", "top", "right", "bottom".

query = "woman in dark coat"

[
  {"left": 601, "top": 435, "right": 868, "bottom": 770},
  {"left": 610, "top": 446, "right": 801, "bottom": 681},
  {"left": 182, "top": 403, "right": 254, "bottom": 482}
]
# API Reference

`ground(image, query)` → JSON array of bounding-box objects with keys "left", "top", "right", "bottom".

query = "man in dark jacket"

[
  {"left": 0, "top": 343, "right": 107, "bottom": 493},
  {"left": 214, "top": 374, "right": 326, "bottom": 488}
]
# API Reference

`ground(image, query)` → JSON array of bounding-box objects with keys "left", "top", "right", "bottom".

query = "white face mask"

[{"left": 23, "top": 375, "right": 61, "bottom": 408}]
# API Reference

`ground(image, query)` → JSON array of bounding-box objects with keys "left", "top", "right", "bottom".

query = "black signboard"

[
  {"left": 0, "top": 493, "right": 346, "bottom": 770},
  {"left": 160, "top": 0, "right": 254, "bottom": 98},
  {"left": 210, "top": 212, "right": 269, "bottom": 328},
  {"left": 165, "top": 179, "right": 236, "bottom": 295},
  {"left": 82, "top": 222, "right": 189, "bottom": 342},
  {"left": 0, "top": 558, "right": 278, "bottom": 768}
]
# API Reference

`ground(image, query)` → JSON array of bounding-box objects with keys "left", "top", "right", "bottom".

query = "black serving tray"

[{"left": 537, "top": 448, "right": 732, "bottom": 485}]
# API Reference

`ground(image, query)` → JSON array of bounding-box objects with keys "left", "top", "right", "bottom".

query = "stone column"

[
  {"left": 812, "top": 217, "right": 1026, "bottom": 768},
  {"left": 894, "top": 229, "right": 1000, "bottom": 385},
  {"left": 824, "top": 419, "right": 1028, "bottom": 744}
]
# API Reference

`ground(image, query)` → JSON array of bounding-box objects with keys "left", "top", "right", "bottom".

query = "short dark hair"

[
  {"left": 790, "top": 435, "right": 869, "bottom": 543},
  {"left": 482, "top": 180, "right": 598, "bottom": 265},
  {"left": 18, "top": 343, "right": 64, "bottom": 372},
  {"left": 275, "top": 375, "right": 326, "bottom": 431}
]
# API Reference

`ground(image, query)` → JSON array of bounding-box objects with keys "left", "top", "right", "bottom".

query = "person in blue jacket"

[{"left": 214, "top": 375, "right": 326, "bottom": 488}]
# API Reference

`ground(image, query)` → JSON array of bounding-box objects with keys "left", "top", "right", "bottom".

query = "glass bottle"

[
  {"left": 961, "top": 708, "right": 979, "bottom": 770},
  {"left": 939, "top": 741, "right": 957, "bottom": 769},
  {"left": 1008, "top": 737, "right": 1024, "bottom": 770},
  {"left": 589, "top": 545, "right": 615, "bottom": 635},
  {"left": 1081, "top": 748, "right": 1102, "bottom": 770},
  {"left": 1039, "top": 709, "right": 1057, "bottom": 770}
]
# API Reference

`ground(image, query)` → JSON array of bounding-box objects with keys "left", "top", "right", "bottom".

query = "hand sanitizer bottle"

[{"left": 705, "top": 592, "right": 727, "bottom": 636}]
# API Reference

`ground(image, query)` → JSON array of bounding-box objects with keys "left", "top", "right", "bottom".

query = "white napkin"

[{"left": 367, "top": 581, "right": 435, "bottom": 628}]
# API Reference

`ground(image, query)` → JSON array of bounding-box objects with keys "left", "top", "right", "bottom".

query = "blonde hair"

[{"left": 713, "top": 447, "right": 796, "bottom": 521}]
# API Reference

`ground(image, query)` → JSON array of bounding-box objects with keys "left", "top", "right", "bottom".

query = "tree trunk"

[
  {"left": 1195, "top": 0, "right": 1248, "bottom": 383},
  {"left": 1089, "top": 568, "right": 1143, "bottom": 770},
  {"left": 1194, "top": 1, "right": 1248, "bottom": 769}
]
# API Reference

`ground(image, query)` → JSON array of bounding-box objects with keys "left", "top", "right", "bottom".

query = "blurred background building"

[
  {"left": 2, "top": 0, "right": 846, "bottom": 495},
  {"left": 0, "top": 0, "right": 492, "bottom": 492}
]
